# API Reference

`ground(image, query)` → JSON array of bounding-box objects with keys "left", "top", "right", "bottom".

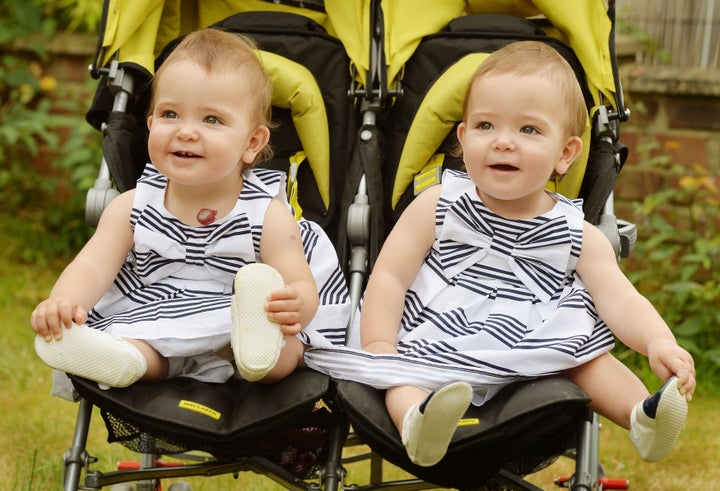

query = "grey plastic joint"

[
  {"left": 348, "top": 245, "right": 368, "bottom": 274},
  {"left": 347, "top": 197, "right": 370, "bottom": 245},
  {"left": 597, "top": 214, "right": 622, "bottom": 260},
  {"left": 617, "top": 219, "right": 638, "bottom": 259},
  {"left": 85, "top": 179, "right": 119, "bottom": 227},
  {"left": 597, "top": 215, "right": 638, "bottom": 260}
]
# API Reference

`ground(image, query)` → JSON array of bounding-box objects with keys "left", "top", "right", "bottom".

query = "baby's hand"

[
  {"left": 30, "top": 298, "right": 88, "bottom": 342},
  {"left": 648, "top": 339, "right": 696, "bottom": 401},
  {"left": 265, "top": 286, "right": 303, "bottom": 335}
]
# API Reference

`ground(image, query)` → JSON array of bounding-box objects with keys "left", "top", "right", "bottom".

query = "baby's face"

[
  {"left": 456, "top": 72, "right": 581, "bottom": 214},
  {"left": 147, "top": 60, "right": 267, "bottom": 188}
]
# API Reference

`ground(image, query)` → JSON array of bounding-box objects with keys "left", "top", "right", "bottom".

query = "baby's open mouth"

[
  {"left": 490, "top": 164, "right": 518, "bottom": 171},
  {"left": 174, "top": 151, "right": 200, "bottom": 158}
]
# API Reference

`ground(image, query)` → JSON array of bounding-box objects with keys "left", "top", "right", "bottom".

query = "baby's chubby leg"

[
  {"left": 565, "top": 352, "right": 648, "bottom": 429},
  {"left": 126, "top": 338, "right": 168, "bottom": 381},
  {"left": 386, "top": 385, "right": 430, "bottom": 432},
  {"left": 565, "top": 352, "right": 688, "bottom": 462},
  {"left": 35, "top": 323, "right": 153, "bottom": 388},
  {"left": 256, "top": 335, "right": 305, "bottom": 383}
]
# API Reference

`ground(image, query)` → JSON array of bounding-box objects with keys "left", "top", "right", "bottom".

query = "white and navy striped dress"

[
  {"left": 305, "top": 170, "right": 614, "bottom": 405},
  {"left": 87, "top": 163, "right": 350, "bottom": 357}
]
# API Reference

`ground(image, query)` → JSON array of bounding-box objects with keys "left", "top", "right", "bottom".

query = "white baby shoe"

[
  {"left": 401, "top": 381, "right": 473, "bottom": 466},
  {"left": 629, "top": 376, "right": 688, "bottom": 462},
  {"left": 35, "top": 323, "right": 146, "bottom": 388},
  {"left": 231, "top": 263, "right": 285, "bottom": 382}
]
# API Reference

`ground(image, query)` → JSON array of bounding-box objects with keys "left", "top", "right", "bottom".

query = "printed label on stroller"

[{"left": 179, "top": 399, "right": 221, "bottom": 420}]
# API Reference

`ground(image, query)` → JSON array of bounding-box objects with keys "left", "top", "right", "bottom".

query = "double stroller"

[{"left": 61, "top": 0, "right": 635, "bottom": 489}]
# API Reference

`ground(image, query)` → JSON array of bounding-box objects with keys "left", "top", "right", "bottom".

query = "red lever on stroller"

[
  {"left": 117, "top": 460, "right": 186, "bottom": 470},
  {"left": 554, "top": 476, "right": 630, "bottom": 489}
]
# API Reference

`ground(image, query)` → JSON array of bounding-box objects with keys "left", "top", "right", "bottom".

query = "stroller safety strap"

[{"left": 288, "top": 151, "right": 306, "bottom": 220}]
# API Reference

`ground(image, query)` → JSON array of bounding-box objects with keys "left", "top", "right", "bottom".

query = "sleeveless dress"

[
  {"left": 87, "top": 163, "right": 350, "bottom": 360},
  {"left": 304, "top": 170, "right": 615, "bottom": 405}
]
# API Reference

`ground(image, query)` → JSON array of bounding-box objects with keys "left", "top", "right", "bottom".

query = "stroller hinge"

[
  {"left": 595, "top": 104, "right": 616, "bottom": 142},
  {"left": 595, "top": 92, "right": 630, "bottom": 146},
  {"left": 100, "top": 61, "right": 135, "bottom": 96}
]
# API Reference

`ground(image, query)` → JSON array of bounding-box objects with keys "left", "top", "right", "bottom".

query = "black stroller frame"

[{"left": 61, "top": 1, "right": 635, "bottom": 490}]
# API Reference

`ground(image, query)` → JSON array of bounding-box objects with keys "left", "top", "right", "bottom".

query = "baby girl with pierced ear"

[
  {"left": 305, "top": 41, "right": 694, "bottom": 467},
  {"left": 32, "top": 28, "right": 350, "bottom": 390}
]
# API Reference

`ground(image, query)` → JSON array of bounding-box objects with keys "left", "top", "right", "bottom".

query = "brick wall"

[
  {"left": 614, "top": 62, "right": 720, "bottom": 229},
  {"left": 17, "top": 33, "right": 97, "bottom": 178},
  {"left": 41, "top": 33, "right": 96, "bottom": 84}
]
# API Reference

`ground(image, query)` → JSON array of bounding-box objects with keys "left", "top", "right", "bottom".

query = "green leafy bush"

[
  {"left": 0, "top": 0, "right": 100, "bottom": 262},
  {"left": 41, "top": 0, "right": 103, "bottom": 33},
  {"left": 620, "top": 141, "right": 720, "bottom": 386}
]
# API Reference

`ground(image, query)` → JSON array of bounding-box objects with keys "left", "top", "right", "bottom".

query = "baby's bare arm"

[
  {"left": 361, "top": 186, "right": 440, "bottom": 353},
  {"left": 259, "top": 199, "right": 319, "bottom": 332},
  {"left": 577, "top": 223, "right": 696, "bottom": 398},
  {"left": 31, "top": 191, "right": 135, "bottom": 341}
]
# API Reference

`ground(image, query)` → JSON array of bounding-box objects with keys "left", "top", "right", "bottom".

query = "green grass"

[
  {"left": 2, "top": 212, "right": 718, "bottom": 490},
  {"left": 526, "top": 396, "right": 720, "bottom": 490}
]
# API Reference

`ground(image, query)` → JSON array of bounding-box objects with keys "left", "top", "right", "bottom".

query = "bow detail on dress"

[
  {"left": 437, "top": 195, "right": 572, "bottom": 303},
  {"left": 133, "top": 210, "right": 254, "bottom": 285}
]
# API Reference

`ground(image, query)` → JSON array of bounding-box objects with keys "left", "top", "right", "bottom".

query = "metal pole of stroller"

[
  {"left": 569, "top": 409, "right": 600, "bottom": 491},
  {"left": 86, "top": 62, "right": 133, "bottom": 227},
  {"left": 347, "top": 174, "right": 369, "bottom": 321},
  {"left": 63, "top": 398, "right": 93, "bottom": 491},
  {"left": 594, "top": 98, "right": 636, "bottom": 259},
  {"left": 319, "top": 425, "right": 347, "bottom": 491},
  {"left": 136, "top": 441, "right": 160, "bottom": 491}
]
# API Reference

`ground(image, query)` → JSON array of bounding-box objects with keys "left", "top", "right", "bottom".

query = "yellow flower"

[
  {"left": 19, "top": 84, "right": 34, "bottom": 104},
  {"left": 39, "top": 75, "right": 57, "bottom": 92},
  {"left": 679, "top": 175, "right": 698, "bottom": 190}
]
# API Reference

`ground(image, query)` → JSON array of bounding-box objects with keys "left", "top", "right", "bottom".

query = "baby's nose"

[
  {"left": 176, "top": 123, "right": 199, "bottom": 141},
  {"left": 492, "top": 130, "right": 515, "bottom": 150}
]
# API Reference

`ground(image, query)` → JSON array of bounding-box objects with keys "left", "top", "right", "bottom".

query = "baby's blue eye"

[
  {"left": 161, "top": 110, "right": 178, "bottom": 119},
  {"left": 478, "top": 121, "right": 493, "bottom": 130},
  {"left": 520, "top": 126, "right": 538, "bottom": 135},
  {"left": 204, "top": 115, "right": 220, "bottom": 125}
]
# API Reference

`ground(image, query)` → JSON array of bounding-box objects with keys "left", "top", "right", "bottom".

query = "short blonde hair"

[
  {"left": 150, "top": 29, "right": 273, "bottom": 166},
  {"left": 462, "top": 41, "right": 587, "bottom": 137}
]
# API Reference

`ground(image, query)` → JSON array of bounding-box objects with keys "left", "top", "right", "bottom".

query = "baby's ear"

[
  {"left": 456, "top": 121, "right": 467, "bottom": 142},
  {"left": 555, "top": 135, "right": 583, "bottom": 176},
  {"left": 242, "top": 125, "right": 271, "bottom": 164}
]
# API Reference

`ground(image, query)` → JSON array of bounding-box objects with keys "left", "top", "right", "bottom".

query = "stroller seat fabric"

[
  {"left": 337, "top": 376, "right": 591, "bottom": 488},
  {"left": 381, "top": 13, "right": 594, "bottom": 227},
  {"left": 212, "top": 11, "right": 357, "bottom": 236},
  {"left": 70, "top": 371, "right": 340, "bottom": 476}
]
